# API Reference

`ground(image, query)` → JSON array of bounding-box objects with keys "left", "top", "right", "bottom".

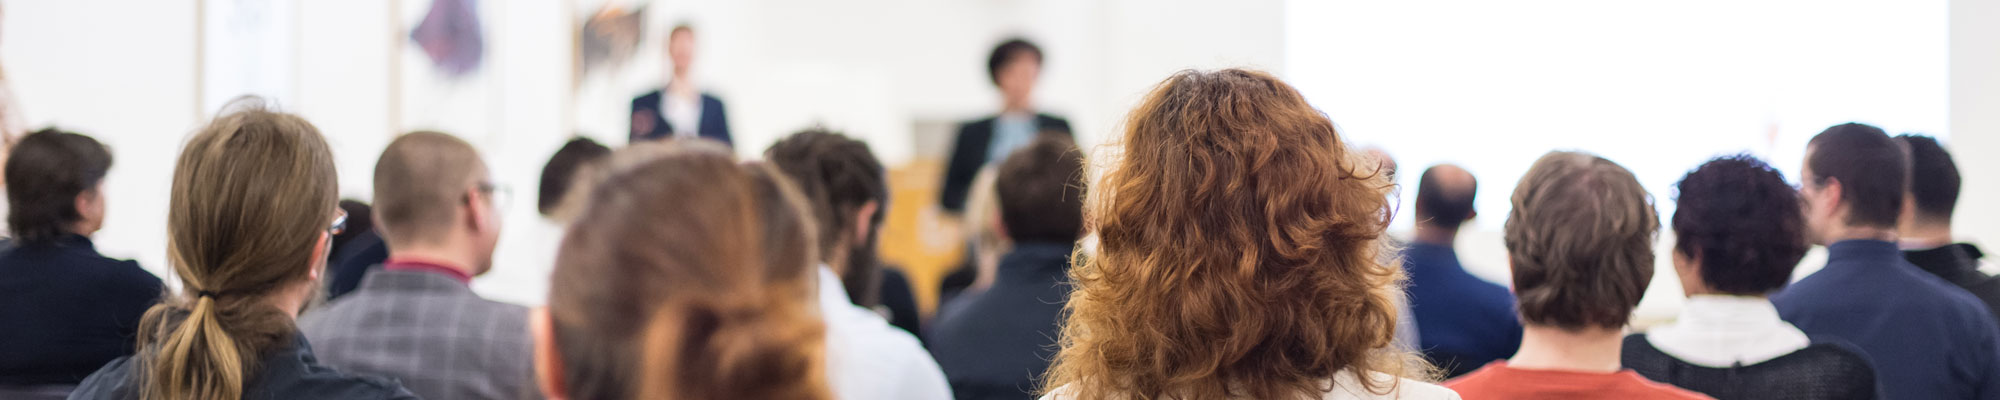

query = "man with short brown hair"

[
  {"left": 1446, "top": 151, "right": 1707, "bottom": 400},
  {"left": 300, "top": 131, "right": 537, "bottom": 400}
]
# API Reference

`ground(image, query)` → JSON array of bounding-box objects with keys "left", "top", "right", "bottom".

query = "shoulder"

[
  {"left": 1330, "top": 374, "right": 1461, "bottom": 400},
  {"left": 631, "top": 90, "right": 662, "bottom": 106},
  {"left": 69, "top": 356, "right": 139, "bottom": 399},
  {"left": 1036, "top": 113, "right": 1072, "bottom": 129},
  {"left": 701, "top": 93, "right": 725, "bottom": 106},
  {"left": 107, "top": 258, "right": 164, "bottom": 292},
  {"left": 961, "top": 116, "right": 998, "bottom": 131}
]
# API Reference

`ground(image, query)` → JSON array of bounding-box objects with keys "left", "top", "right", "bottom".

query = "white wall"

[
  {"left": 1952, "top": 0, "right": 2000, "bottom": 250},
  {"left": 3, "top": 0, "right": 1286, "bottom": 304}
]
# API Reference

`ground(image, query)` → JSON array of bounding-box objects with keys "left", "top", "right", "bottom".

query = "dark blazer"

[
  {"left": 939, "top": 114, "right": 1071, "bottom": 213},
  {"left": 1402, "top": 243, "right": 1523, "bottom": 378},
  {"left": 0, "top": 235, "right": 162, "bottom": 386},
  {"left": 630, "top": 89, "right": 731, "bottom": 146},
  {"left": 70, "top": 336, "right": 418, "bottom": 400},
  {"left": 1773, "top": 240, "right": 2000, "bottom": 400},
  {"left": 324, "top": 230, "right": 388, "bottom": 301},
  {"left": 1623, "top": 334, "right": 1880, "bottom": 400},
  {"left": 927, "top": 242, "right": 1074, "bottom": 400},
  {"left": 1904, "top": 243, "right": 2000, "bottom": 322},
  {"left": 299, "top": 269, "right": 538, "bottom": 400}
]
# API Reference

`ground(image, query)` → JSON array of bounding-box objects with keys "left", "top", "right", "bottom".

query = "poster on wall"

[
  {"left": 570, "top": 0, "right": 652, "bottom": 145},
  {"left": 200, "top": 0, "right": 297, "bottom": 115},
  {"left": 398, "top": 0, "right": 501, "bottom": 143}
]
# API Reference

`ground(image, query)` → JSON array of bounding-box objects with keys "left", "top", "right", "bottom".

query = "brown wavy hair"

[
  {"left": 548, "top": 140, "right": 829, "bottom": 400},
  {"left": 1043, "top": 69, "right": 1415, "bottom": 400}
]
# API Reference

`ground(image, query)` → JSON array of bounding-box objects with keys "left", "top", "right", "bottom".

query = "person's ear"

[
  {"left": 310, "top": 231, "right": 329, "bottom": 282},
  {"left": 531, "top": 307, "right": 569, "bottom": 400},
  {"left": 1672, "top": 247, "right": 1703, "bottom": 295},
  {"left": 1820, "top": 178, "right": 1846, "bottom": 220},
  {"left": 467, "top": 186, "right": 493, "bottom": 235},
  {"left": 990, "top": 209, "right": 1009, "bottom": 241},
  {"left": 852, "top": 201, "right": 880, "bottom": 243},
  {"left": 1464, "top": 208, "right": 1477, "bottom": 222}
]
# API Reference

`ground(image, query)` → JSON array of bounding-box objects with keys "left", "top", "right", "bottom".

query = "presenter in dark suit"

[
  {"left": 630, "top": 24, "right": 730, "bottom": 146},
  {"left": 940, "top": 39, "right": 1070, "bottom": 213}
]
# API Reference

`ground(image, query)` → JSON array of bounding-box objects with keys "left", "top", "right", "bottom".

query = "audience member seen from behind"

[
  {"left": 1443, "top": 151, "right": 1708, "bottom": 400},
  {"left": 1040, "top": 69, "right": 1457, "bottom": 400},
  {"left": 537, "top": 137, "right": 613, "bottom": 223},
  {"left": 530, "top": 141, "right": 829, "bottom": 400},
  {"left": 1772, "top": 123, "right": 2000, "bottom": 399},
  {"left": 0, "top": 129, "right": 162, "bottom": 389},
  {"left": 1401, "top": 164, "right": 1522, "bottom": 377},
  {"left": 324, "top": 199, "right": 387, "bottom": 301},
  {"left": 940, "top": 38, "right": 1073, "bottom": 213},
  {"left": 630, "top": 24, "right": 731, "bottom": 145},
  {"left": 766, "top": 129, "right": 953, "bottom": 400},
  {"left": 1895, "top": 135, "right": 2000, "bottom": 320},
  {"left": 1621, "top": 155, "right": 1877, "bottom": 399},
  {"left": 68, "top": 100, "right": 416, "bottom": 400},
  {"left": 937, "top": 167, "right": 1006, "bottom": 305},
  {"left": 299, "top": 131, "right": 537, "bottom": 400},
  {"left": 930, "top": 134, "right": 1086, "bottom": 400}
]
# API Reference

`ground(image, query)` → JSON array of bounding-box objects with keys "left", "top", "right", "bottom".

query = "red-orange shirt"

[{"left": 1444, "top": 362, "right": 1712, "bottom": 400}]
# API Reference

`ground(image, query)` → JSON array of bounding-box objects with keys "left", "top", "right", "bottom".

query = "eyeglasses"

[
  {"left": 474, "top": 181, "right": 514, "bottom": 211},
  {"left": 327, "top": 209, "right": 348, "bottom": 237}
]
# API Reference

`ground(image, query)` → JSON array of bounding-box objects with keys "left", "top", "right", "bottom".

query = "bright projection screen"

[{"left": 1285, "top": 0, "right": 1948, "bottom": 232}]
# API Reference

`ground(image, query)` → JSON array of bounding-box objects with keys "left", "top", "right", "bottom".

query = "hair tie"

[{"left": 195, "top": 290, "right": 220, "bottom": 299}]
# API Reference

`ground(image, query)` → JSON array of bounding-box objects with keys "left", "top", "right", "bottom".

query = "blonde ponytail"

[{"left": 140, "top": 295, "right": 246, "bottom": 400}]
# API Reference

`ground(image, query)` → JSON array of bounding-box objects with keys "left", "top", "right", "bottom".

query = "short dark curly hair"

[
  {"left": 1672, "top": 155, "right": 1809, "bottom": 295},
  {"left": 764, "top": 129, "right": 889, "bottom": 305},
  {"left": 987, "top": 38, "right": 1043, "bottom": 86},
  {"left": 6, "top": 128, "right": 113, "bottom": 245},
  {"left": 995, "top": 133, "right": 1085, "bottom": 243}
]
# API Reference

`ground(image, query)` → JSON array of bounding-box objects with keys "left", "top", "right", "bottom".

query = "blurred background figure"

[
  {"left": 0, "top": 129, "right": 160, "bottom": 399},
  {"left": 1895, "top": 134, "right": 2000, "bottom": 319},
  {"left": 929, "top": 134, "right": 1084, "bottom": 400},
  {"left": 766, "top": 129, "right": 952, "bottom": 400},
  {"left": 537, "top": 136, "right": 613, "bottom": 224},
  {"left": 68, "top": 101, "right": 417, "bottom": 400},
  {"left": 1444, "top": 152, "right": 1705, "bottom": 400},
  {"left": 940, "top": 39, "right": 1071, "bottom": 214},
  {"left": 1623, "top": 155, "right": 1877, "bottom": 400},
  {"left": 935, "top": 167, "right": 1005, "bottom": 307},
  {"left": 1775, "top": 123, "right": 2000, "bottom": 400},
  {"left": 630, "top": 24, "right": 731, "bottom": 146},
  {"left": 325, "top": 199, "right": 386, "bottom": 301},
  {"left": 532, "top": 141, "right": 829, "bottom": 400},
  {"left": 1403, "top": 163, "right": 1522, "bottom": 378},
  {"left": 301, "top": 131, "right": 536, "bottom": 400},
  {"left": 1043, "top": 69, "right": 1455, "bottom": 400}
]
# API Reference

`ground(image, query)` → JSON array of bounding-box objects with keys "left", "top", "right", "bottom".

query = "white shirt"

[
  {"left": 1040, "top": 371, "right": 1460, "bottom": 400},
  {"left": 817, "top": 266, "right": 954, "bottom": 400},
  {"left": 1644, "top": 294, "right": 1810, "bottom": 368},
  {"left": 661, "top": 82, "right": 703, "bottom": 139}
]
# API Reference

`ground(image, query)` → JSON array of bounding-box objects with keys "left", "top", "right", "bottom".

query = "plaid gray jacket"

[{"left": 299, "top": 269, "right": 540, "bottom": 400}]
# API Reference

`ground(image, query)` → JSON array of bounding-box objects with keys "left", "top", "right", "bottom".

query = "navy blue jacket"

[
  {"left": 1401, "top": 243, "right": 1522, "bottom": 377},
  {"left": 928, "top": 242, "right": 1074, "bottom": 400},
  {"left": 1773, "top": 240, "right": 2000, "bottom": 400},
  {"left": 0, "top": 235, "right": 162, "bottom": 385},
  {"left": 629, "top": 89, "right": 732, "bottom": 146}
]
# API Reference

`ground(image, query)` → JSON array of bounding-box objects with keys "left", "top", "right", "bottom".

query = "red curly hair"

[{"left": 1044, "top": 69, "right": 1417, "bottom": 400}]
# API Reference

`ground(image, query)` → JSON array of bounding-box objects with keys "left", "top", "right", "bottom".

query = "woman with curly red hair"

[{"left": 1040, "top": 69, "right": 1457, "bottom": 400}]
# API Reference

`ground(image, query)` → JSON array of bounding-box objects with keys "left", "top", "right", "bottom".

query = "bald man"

[{"left": 1402, "top": 164, "right": 1522, "bottom": 378}]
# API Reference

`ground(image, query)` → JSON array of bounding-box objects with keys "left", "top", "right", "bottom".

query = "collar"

[
  {"left": 1821, "top": 239, "right": 1906, "bottom": 276},
  {"left": 1645, "top": 295, "right": 1807, "bottom": 368},
  {"left": 816, "top": 264, "right": 853, "bottom": 311},
  {"left": 1904, "top": 243, "right": 1986, "bottom": 277},
  {"left": 383, "top": 257, "right": 474, "bottom": 285},
  {"left": 996, "top": 242, "right": 1072, "bottom": 284}
]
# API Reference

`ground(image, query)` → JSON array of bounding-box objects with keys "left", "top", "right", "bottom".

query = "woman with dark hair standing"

[
  {"left": 1621, "top": 155, "right": 1879, "bottom": 399},
  {"left": 1040, "top": 69, "right": 1456, "bottom": 400},
  {"left": 531, "top": 141, "right": 830, "bottom": 400},
  {"left": 0, "top": 129, "right": 162, "bottom": 392},
  {"left": 68, "top": 101, "right": 415, "bottom": 400}
]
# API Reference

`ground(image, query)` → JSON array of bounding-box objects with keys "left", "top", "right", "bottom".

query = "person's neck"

[
  {"left": 389, "top": 245, "right": 478, "bottom": 277},
  {"left": 265, "top": 281, "right": 313, "bottom": 319},
  {"left": 1411, "top": 223, "right": 1458, "bottom": 248},
  {"left": 1000, "top": 101, "right": 1032, "bottom": 116},
  {"left": 1825, "top": 225, "right": 1898, "bottom": 244},
  {"left": 1899, "top": 221, "right": 1954, "bottom": 249},
  {"left": 1507, "top": 325, "right": 1626, "bottom": 373}
]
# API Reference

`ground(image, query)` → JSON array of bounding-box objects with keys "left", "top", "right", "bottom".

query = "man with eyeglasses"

[{"left": 299, "top": 131, "right": 537, "bottom": 400}]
